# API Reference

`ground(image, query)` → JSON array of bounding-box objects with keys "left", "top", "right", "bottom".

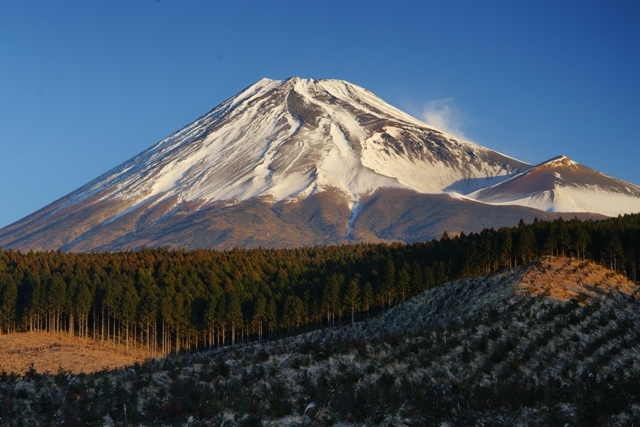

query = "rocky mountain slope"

[
  {"left": 0, "top": 77, "right": 637, "bottom": 251},
  {"left": 2, "top": 257, "right": 639, "bottom": 426}
]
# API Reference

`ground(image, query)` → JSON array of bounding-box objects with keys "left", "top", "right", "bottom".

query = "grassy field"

[{"left": 0, "top": 332, "right": 146, "bottom": 374}]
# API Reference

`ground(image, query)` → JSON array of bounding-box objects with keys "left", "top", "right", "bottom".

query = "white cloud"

[{"left": 421, "top": 98, "right": 468, "bottom": 140}]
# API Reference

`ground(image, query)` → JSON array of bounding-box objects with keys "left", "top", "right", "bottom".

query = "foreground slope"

[{"left": 3, "top": 257, "right": 639, "bottom": 426}]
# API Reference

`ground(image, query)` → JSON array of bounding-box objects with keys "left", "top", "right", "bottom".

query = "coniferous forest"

[{"left": 0, "top": 214, "right": 639, "bottom": 357}]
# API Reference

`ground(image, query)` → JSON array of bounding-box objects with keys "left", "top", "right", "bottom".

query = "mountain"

[
  {"left": 0, "top": 77, "right": 635, "bottom": 251},
  {"left": 469, "top": 155, "right": 640, "bottom": 215}
]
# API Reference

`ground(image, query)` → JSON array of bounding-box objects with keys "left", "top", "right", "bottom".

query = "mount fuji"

[{"left": 1, "top": 77, "right": 637, "bottom": 251}]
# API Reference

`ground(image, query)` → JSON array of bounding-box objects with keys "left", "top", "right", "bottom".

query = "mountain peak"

[
  {"left": 1, "top": 77, "right": 638, "bottom": 252},
  {"left": 470, "top": 153, "right": 640, "bottom": 215},
  {"left": 535, "top": 155, "right": 578, "bottom": 170},
  {"left": 59, "top": 77, "right": 527, "bottom": 208}
]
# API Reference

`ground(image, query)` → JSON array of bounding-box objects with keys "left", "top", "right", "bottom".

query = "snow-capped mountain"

[
  {"left": 57, "top": 77, "right": 527, "bottom": 208},
  {"left": 0, "top": 77, "right": 635, "bottom": 251},
  {"left": 468, "top": 155, "right": 640, "bottom": 216}
]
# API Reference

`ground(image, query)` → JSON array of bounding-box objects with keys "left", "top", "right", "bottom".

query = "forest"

[{"left": 0, "top": 214, "right": 638, "bottom": 356}]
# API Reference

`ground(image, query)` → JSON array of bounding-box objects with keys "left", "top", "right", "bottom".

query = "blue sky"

[{"left": 1, "top": 1, "right": 639, "bottom": 228}]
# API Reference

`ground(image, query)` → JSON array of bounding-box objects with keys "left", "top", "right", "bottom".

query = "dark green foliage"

[
  {"left": 8, "top": 303, "right": 634, "bottom": 427},
  {"left": 0, "top": 214, "right": 639, "bottom": 424},
  {"left": 0, "top": 213, "right": 639, "bottom": 355}
]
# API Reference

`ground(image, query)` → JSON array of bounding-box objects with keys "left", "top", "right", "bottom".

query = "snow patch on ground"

[
  {"left": 345, "top": 199, "right": 363, "bottom": 239},
  {"left": 475, "top": 185, "right": 640, "bottom": 216}
]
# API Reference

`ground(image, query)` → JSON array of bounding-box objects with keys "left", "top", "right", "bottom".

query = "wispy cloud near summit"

[{"left": 421, "top": 98, "right": 469, "bottom": 140}]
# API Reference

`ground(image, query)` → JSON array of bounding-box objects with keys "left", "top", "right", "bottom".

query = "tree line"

[{"left": 0, "top": 213, "right": 639, "bottom": 355}]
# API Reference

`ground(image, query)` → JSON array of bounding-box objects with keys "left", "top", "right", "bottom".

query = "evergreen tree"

[
  {"left": 542, "top": 222, "right": 557, "bottom": 256},
  {"left": 47, "top": 274, "right": 67, "bottom": 335},
  {"left": 556, "top": 219, "right": 572, "bottom": 257},
  {"left": 423, "top": 265, "right": 435, "bottom": 290},
  {"left": 227, "top": 292, "right": 243, "bottom": 346},
  {"left": 603, "top": 232, "right": 624, "bottom": 272},
  {"left": 266, "top": 298, "right": 277, "bottom": 338},
  {"left": 574, "top": 226, "right": 590, "bottom": 260},
  {"left": 253, "top": 294, "right": 267, "bottom": 340},
  {"left": 500, "top": 230, "right": 513, "bottom": 268},
  {"left": 283, "top": 295, "right": 304, "bottom": 331},
  {"left": 433, "top": 261, "right": 447, "bottom": 285},
  {"left": 120, "top": 282, "right": 140, "bottom": 354},
  {"left": 410, "top": 262, "right": 423, "bottom": 293},
  {"left": 361, "top": 282, "right": 374, "bottom": 318},
  {"left": 516, "top": 226, "right": 537, "bottom": 265},
  {"left": 73, "top": 282, "right": 92, "bottom": 339},
  {"left": 0, "top": 275, "right": 17, "bottom": 334},
  {"left": 344, "top": 278, "right": 360, "bottom": 324},
  {"left": 381, "top": 258, "right": 396, "bottom": 308},
  {"left": 397, "top": 263, "right": 411, "bottom": 301},
  {"left": 322, "top": 274, "right": 342, "bottom": 325}
]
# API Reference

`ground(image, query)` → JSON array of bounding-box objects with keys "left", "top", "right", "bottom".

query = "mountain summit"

[
  {"left": 63, "top": 77, "right": 527, "bottom": 206},
  {"left": 0, "top": 77, "right": 637, "bottom": 251}
]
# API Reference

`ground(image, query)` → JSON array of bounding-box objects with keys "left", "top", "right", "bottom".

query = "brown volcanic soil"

[
  {"left": 350, "top": 189, "right": 604, "bottom": 244},
  {"left": 1, "top": 186, "right": 606, "bottom": 252},
  {"left": 0, "top": 332, "right": 147, "bottom": 374}
]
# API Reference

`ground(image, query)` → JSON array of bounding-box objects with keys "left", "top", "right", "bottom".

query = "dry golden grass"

[
  {"left": 518, "top": 256, "right": 638, "bottom": 301},
  {"left": 0, "top": 332, "right": 149, "bottom": 374}
]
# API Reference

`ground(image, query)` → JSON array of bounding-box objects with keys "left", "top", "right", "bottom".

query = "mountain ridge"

[
  {"left": 0, "top": 77, "right": 637, "bottom": 251},
  {"left": 469, "top": 154, "right": 640, "bottom": 215}
]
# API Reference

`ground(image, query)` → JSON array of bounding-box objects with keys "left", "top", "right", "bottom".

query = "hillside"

[{"left": 2, "top": 257, "right": 639, "bottom": 426}]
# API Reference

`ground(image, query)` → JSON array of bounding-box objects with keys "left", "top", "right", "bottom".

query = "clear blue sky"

[{"left": 1, "top": 1, "right": 639, "bottom": 228}]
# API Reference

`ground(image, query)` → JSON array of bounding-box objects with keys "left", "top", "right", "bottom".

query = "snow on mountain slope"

[
  {"left": 468, "top": 155, "right": 640, "bottom": 216},
  {"left": 1, "top": 77, "right": 639, "bottom": 252},
  {"left": 60, "top": 77, "right": 528, "bottom": 217}
]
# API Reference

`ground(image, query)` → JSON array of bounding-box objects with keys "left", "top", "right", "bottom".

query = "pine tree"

[
  {"left": 381, "top": 258, "right": 396, "bottom": 308},
  {"left": 227, "top": 292, "right": 243, "bottom": 346},
  {"left": 266, "top": 298, "right": 277, "bottom": 338},
  {"left": 253, "top": 295, "right": 267, "bottom": 340},
  {"left": 516, "top": 226, "right": 537, "bottom": 265},
  {"left": 500, "top": 230, "right": 513, "bottom": 268},
  {"left": 433, "top": 261, "right": 447, "bottom": 285},
  {"left": 361, "top": 282, "right": 374, "bottom": 318},
  {"left": 74, "top": 282, "right": 92, "bottom": 339},
  {"left": 398, "top": 263, "right": 411, "bottom": 302},
  {"left": 322, "top": 274, "right": 342, "bottom": 325},
  {"left": 423, "top": 265, "right": 435, "bottom": 290},
  {"left": 47, "top": 274, "right": 67, "bottom": 335},
  {"left": 556, "top": 219, "right": 572, "bottom": 257},
  {"left": 283, "top": 295, "right": 304, "bottom": 332},
  {"left": 0, "top": 275, "right": 17, "bottom": 334},
  {"left": 574, "top": 226, "right": 590, "bottom": 260},
  {"left": 344, "top": 278, "right": 360, "bottom": 324},
  {"left": 410, "top": 262, "right": 423, "bottom": 293}
]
